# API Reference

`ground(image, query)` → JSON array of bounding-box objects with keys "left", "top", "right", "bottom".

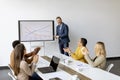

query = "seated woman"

[
  {"left": 10, "top": 40, "right": 40, "bottom": 69},
  {"left": 63, "top": 38, "right": 88, "bottom": 63},
  {"left": 13, "top": 43, "right": 42, "bottom": 80},
  {"left": 82, "top": 41, "right": 106, "bottom": 70}
]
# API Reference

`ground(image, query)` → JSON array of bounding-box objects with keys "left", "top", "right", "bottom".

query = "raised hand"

[
  {"left": 32, "top": 55, "right": 39, "bottom": 63},
  {"left": 63, "top": 47, "right": 70, "bottom": 53}
]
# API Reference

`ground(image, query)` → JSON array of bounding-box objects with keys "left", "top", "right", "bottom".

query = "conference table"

[{"left": 36, "top": 54, "right": 120, "bottom": 80}]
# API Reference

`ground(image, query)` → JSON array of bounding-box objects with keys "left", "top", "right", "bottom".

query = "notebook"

[{"left": 38, "top": 56, "right": 60, "bottom": 73}]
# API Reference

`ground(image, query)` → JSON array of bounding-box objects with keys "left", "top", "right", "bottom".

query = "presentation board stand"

[
  {"left": 29, "top": 41, "right": 46, "bottom": 56},
  {"left": 18, "top": 20, "right": 54, "bottom": 56},
  {"left": 29, "top": 41, "right": 32, "bottom": 52},
  {"left": 43, "top": 41, "right": 45, "bottom": 56}
]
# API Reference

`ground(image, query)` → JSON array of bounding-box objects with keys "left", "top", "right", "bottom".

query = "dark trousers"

[
  {"left": 29, "top": 72, "right": 43, "bottom": 80},
  {"left": 59, "top": 42, "right": 69, "bottom": 56}
]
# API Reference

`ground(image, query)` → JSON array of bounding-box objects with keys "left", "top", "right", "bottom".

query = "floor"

[
  {"left": 106, "top": 58, "right": 120, "bottom": 76},
  {"left": 0, "top": 67, "right": 11, "bottom": 80},
  {"left": 0, "top": 58, "right": 120, "bottom": 80}
]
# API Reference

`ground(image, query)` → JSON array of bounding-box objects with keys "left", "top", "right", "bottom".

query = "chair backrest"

[
  {"left": 106, "top": 63, "right": 114, "bottom": 72},
  {"left": 8, "top": 64, "right": 14, "bottom": 75},
  {"left": 8, "top": 64, "right": 17, "bottom": 79},
  {"left": 8, "top": 72, "right": 17, "bottom": 80}
]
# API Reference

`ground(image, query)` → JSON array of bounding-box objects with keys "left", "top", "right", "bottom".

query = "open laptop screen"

[{"left": 50, "top": 56, "right": 60, "bottom": 71}]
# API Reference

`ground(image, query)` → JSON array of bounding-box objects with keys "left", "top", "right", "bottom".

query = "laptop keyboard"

[
  {"left": 46, "top": 67, "right": 54, "bottom": 71},
  {"left": 38, "top": 66, "right": 55, "bottom": 73}
]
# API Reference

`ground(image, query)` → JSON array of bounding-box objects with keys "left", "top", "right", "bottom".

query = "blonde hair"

[{"left": 95, "top": 42, "right": 106, "bottom": 57}]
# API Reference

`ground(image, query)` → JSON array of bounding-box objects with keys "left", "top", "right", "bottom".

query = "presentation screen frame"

[{"left": 18, "top": 20, "right": 54, "bottom": 42}]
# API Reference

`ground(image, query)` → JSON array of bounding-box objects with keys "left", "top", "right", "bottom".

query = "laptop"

[{"left": 38, "top": 56, "right": 60, "bottom": 73}]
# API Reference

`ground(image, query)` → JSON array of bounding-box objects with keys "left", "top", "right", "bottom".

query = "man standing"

[{"left": 55, "top": 16, "right": 70, "bottom": 56}]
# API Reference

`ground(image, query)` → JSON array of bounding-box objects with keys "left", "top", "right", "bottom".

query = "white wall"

[{"left": 0, "top": 0, "right": 120, "bottom": 66}]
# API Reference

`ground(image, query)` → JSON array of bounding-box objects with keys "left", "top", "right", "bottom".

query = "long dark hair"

[
  {"left": 12, "top": 40, "right": 20, "bottom": 48},
  {"left": 81, "top": 38, "right": 87, "bottom": 47},
  {"left": 13, "top": 43, "right": 25, "bottom": 76}
]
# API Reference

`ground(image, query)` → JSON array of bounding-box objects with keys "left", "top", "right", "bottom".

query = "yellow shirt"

[{"left": 71, "top": 47, "right": 87, "bottom": 63}]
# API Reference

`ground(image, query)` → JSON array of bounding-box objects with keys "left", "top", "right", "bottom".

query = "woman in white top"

[
  {"left": 13, "top": 43, "right": 42, "bottom": 80},
  {"left": 82, "top": 41, "right": 106, "bottom": 70}
]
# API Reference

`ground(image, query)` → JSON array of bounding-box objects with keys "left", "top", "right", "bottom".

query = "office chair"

[
  {"left": 8, "top": 64, "right": 14, "bottom": 75},
  {"left": 8, "top": 64, "right": 17, "bottom": 80},
  {"left": 8, "top": 72, "right": 16, "bottom": 80},
  {"left": 106, "top": 63, "right": 114, "bottom": 72}
]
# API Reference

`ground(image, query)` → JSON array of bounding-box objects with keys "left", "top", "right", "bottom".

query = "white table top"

[
  {"left": 57, "top": 54, "right": 120, "bottom": 80},
  {"left": 36, "top": 57, "right": 72, "bottom": 80},
  {"left": 36, "top": 54, "right": 120, "bottom": 80}
]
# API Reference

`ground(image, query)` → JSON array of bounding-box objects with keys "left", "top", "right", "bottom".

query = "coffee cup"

[
  {"left": 71, "top": 75, "right": 80, "bottom": 80},
  {"left": 65, "top": 59, "right": 71, "bottom": 65}
]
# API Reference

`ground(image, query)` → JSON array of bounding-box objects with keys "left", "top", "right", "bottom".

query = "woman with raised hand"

[
  {"left": 63, "top": 38, "right": 88, "bottom": 63},
  {"left": 83, "top": 42, "right": 106, "bottom": 69},
  {"left": 13, "top": 43, "right": 42, "bottom": 80}
]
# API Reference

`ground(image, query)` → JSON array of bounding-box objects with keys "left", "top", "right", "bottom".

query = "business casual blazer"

[
  {"left": 56, "top": 22, "right": 70, "bottom": 43},
  {"left": 84, "top": 54, "right": 106, "bottom": 70}
]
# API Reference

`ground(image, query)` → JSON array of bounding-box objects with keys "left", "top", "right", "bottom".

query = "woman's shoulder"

[
  {"left": 81, "top": 47, "right": 88, "bottom": 52},
  {"left": 21, "top": 60, "right": 26, "bottom": 63},
  {"left": 20, "top": 60, "right": 28, "bottom": 68},
  {"left": 81, "top": 47, "right": 86, "bottom": 49}
]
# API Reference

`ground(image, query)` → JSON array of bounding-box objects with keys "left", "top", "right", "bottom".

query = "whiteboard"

[{"left": 18, "top": 20, "right": 54, "bottom": 42}]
